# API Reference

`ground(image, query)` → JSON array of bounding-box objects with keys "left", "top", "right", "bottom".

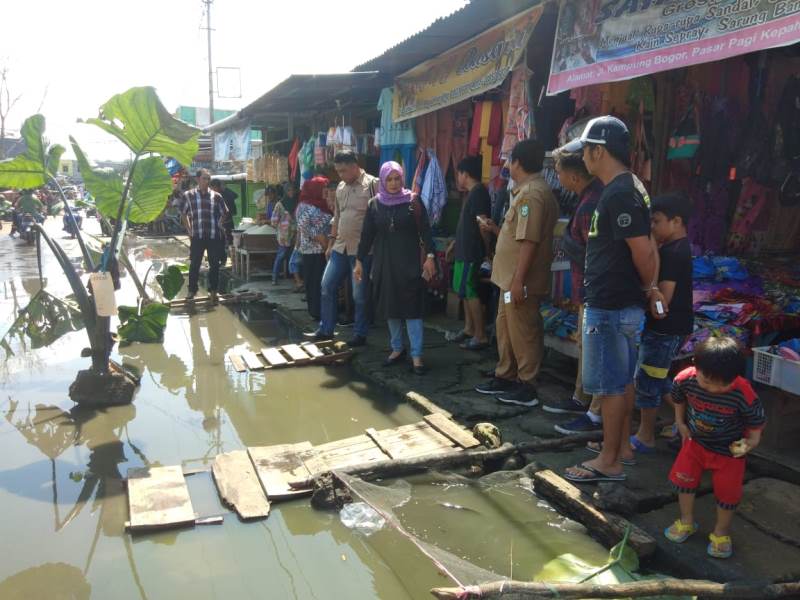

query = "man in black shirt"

[
  {"left": 561, "top": 116, "right": 659, "bottom": 483},
  {"left": 631, "top": 192, "right": 693, "bottom": 452},
  {"left": 450, "top": 156, "right": 491, "bottom": 349}
]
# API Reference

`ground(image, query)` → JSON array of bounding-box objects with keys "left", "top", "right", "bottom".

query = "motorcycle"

[
  {"left": 19, "top": 213, "right": 37, "bottom": 245},
  {"left": 63, "top": 209, "right": 83, "bottom": 238}
]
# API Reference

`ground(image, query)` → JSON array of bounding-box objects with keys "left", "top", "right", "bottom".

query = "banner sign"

[
  {"left": 548, "top": 0, "right": 800, "bottom": 95},
  {"left": 393, "top": 5, "right": 544, "bottom": 122}
]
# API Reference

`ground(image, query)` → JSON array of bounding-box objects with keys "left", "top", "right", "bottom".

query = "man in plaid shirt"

[{"left": 180, "top": 168, "right": 228, "bottom": 302}]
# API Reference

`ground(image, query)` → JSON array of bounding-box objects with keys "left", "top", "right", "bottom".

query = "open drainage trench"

[{"left": 0, "top": 227, "right": 617, "bottom": 599}]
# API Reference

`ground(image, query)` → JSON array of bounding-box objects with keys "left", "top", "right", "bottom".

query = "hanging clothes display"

[
  {"left": 288, "top": 138, "right": 301, "bottom": 181},
  {"left": 470, "top": 100, "right": 503, "bottom": 183},
  {"left": 421, "top": 149, "right": 446, "bottom": 226},
  {"left": 377, "top": 87, "right": 417, "bottom": 186},
  {"left": 214, "top": 130, "right": 232, "bottom": 161},
  {"left": 500, "top": 65, "right": 533, "bottom": 160}
]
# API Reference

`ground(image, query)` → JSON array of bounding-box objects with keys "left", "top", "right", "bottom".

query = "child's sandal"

[
  {"left": 664, "top": 519, "right": 698, "bottom": 543},
  {"left": 707, "top": 533, "right": 733, "bottom": 559}
]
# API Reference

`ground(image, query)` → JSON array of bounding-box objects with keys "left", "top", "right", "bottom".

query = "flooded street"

[{"left": 0, "top": 218, "right": 608, "bottom": 599}]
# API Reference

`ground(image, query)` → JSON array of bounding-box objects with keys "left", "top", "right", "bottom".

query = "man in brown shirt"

[
  {"left": 475, "top": 139, "right": 558, "bottom": 407},
  {"left": 309, "top": 150, "right": 378, "bottom": 345}
]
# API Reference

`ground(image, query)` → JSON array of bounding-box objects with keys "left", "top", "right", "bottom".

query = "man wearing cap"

[
  {"left": 561, "top": 116, "right": 658, "bottom": 483},
  {"left": 474, "top": 139, "right": 559, "bottom": 407}
]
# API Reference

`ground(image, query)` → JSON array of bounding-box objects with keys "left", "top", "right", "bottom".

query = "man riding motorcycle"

[{"left": 11, "top": 190, "right": 45, "bottom": 240}]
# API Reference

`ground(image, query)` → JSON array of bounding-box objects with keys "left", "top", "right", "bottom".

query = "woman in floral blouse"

[
  {"left": 270, "top": 183, "right": 302, "bottom": 289},
  {"left": 295, "top": 176, "right": 332, "bottom": 319}
]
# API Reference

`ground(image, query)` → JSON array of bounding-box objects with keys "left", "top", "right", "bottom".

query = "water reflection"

[
  {"left": 1, "top": 287, "right": 84, "bottom": 353},
  {"left": 0, "top": 563, "right": 91, "bottom": 599}
]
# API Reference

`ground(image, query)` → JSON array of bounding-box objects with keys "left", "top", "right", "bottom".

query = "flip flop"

[
  {"left": 448, "top": 331, "right": 470, "bottom": 343},
  {"left": 564, "top": 463, "right": 627, "bottom": 483},
  {"left": 460, "top": 339, "right": 490, "bottom": 351},
  {"left": 630, "top": 435, "right": 657, "bottom": 454},
  {"left": 707, "top": 533, "right": 733, "bottom": 559},
  {"left": 585, "top": 442, "right": 636, "bottom": 466}
]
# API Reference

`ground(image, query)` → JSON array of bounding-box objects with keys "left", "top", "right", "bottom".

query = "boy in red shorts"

[{"left": 664, "top": 336, "right": 766, "bottom": 558}]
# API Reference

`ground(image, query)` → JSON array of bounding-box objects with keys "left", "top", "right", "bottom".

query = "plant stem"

[
  {"left": 48, "top": 175, "right": 95, "bottom": 272},
  {"left": 105, "top": 155, "right": 139, "bottom": 272}
]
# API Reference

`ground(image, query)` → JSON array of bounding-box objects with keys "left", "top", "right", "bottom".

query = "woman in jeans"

[
  {"left": 354, "top": 161, "right": 436, "bottom": 375},
  {"left": 270, "top": 183, "right": 302, "bottom": 289},
  {"left": 295, "top": 176, "right": 332, "bottom": 319}
]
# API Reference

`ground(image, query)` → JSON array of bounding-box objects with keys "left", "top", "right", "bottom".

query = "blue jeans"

[
  {"left": 272, "top": 245, "right": 291, "bottom": 283},
  {"left": 289, "top": 249, "right": 302, "bottom": 275},
  {"left": 582, "top": 305, "right": 645, "bottom": 396},
  {"left": 634, "top": 330, "right": 684, "bottom": 409},
  {"left": 319, "top": 251, "right": 371, "bottom": 337},
  {"left": 388, "top": 318, "right": 424, "bottom": 358}
]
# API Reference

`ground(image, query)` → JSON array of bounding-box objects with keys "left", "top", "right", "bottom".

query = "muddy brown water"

[{"left": 0, "top": 219, "right": 607, "bottom": 599}]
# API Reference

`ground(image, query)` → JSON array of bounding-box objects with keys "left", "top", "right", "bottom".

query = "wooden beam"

[
  {"left": 424, "top": 413, "right": 480, "bottom": 449},
  {"left": 405, "top": 391, "right": 452, "bottom": 418},
  {"left": 211, "top": 451, "right": 270, "bottom": 520},
  {"left": 532, "top": 470, "right": 656, "bottom": 558}
]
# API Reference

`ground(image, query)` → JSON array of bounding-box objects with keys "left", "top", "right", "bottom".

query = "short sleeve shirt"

[
  {"left": 180, "top": 188, "right": 228, "bottom": 240},
  {"left": 646, "top": 237, "right": 694, "bottom": 335},
  {"left": 454, "top": 183, "right": 491, "bottom": 263},
  {"left": 296, "top": 203, "right": 331, "bottom": 254},
  {"left": 584, "top": 172, "right": 651, "bottom": 309},
  {"left": 333, "top": 170, "right": 378, "bottom": 255},
  {"left": 672, "top": 367, "right": 766, "bottom": 457},
  {"left": 491, "top": 175, "right": 559, "bottom": 294}
]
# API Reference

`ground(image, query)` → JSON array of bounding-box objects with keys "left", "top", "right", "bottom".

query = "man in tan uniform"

[{"left": 475, "top": 139, "right": 559, "bottom": 407}]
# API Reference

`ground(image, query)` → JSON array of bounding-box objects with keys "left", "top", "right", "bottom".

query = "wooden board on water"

[
  {"left": 424, "top": 413, "right": 481, "bottom": 449},
  {"left": 127, "top": 465, "right": 196, "bottom": 531},
  {"left": 365, "top": 427, "right": 397, "bottom": 459},
  {"left": 261, "top": 347, "right": 288, "bottom": 367},
  {"left": 299, "top": 434, "right": 389, "bottom": 476},
  {"left": 249, "top": 442, "right": 314, "bottom": 499},
  {"left": 302, "top": 343, "right": 324, "bottom": 358},
  {"left": 370, "top": 422, "right": 458, "bottom": 460},
  {"left": 228, "top": 353, "right": 247, "bottom": 373},
  {"left": 211, "top": 450, "right": 270, "bottom": 520},
  {"left": 282, "top": 344, "right": 310, "bottom": 362},
  {"left": 242, "top": 351, "right": 265, "bottom": 370}
]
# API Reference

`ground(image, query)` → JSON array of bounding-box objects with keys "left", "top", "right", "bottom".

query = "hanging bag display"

[{"left": 667, "top": 103, "right": 701, "bottom": 160}]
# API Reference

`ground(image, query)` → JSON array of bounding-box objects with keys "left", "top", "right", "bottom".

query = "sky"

[{"left": 1, "top": 0, "right": 468, "bottom": 161}]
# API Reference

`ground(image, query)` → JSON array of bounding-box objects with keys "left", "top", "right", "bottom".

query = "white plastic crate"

[{"left": 752, "top": 347, "right": 800, "bottom": 395}]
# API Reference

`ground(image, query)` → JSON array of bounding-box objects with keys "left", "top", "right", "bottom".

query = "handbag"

[
  {"left": 409, "top": 196, "right": 436, "bottom": 280},
  {"left": 667, "top": 103, "right": 701, "bottom": 160}
]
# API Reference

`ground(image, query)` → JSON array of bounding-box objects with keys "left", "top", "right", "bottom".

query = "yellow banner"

[{"left": 392, "top": 5, "right": 543, "bottom": 122}]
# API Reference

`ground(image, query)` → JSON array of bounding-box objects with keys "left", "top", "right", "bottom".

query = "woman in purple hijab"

[{"left": 354, "top": 161, "right": 436, "bottom": 374}]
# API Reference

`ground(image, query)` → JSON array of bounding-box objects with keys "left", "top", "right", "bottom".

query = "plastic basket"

[{"left": 752, "top": 347, "right": 800, "bottom": 395}]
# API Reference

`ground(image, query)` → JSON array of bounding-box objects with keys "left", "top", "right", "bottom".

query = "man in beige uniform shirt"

[
  {"left": 306, "top": 150, "right": 378, "bottom": 345},
  {"left": 475, "top": 139, "right": 558, "bottom": 407}
]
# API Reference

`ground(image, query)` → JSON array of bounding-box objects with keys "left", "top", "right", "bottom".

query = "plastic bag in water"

[{"left": 339, "top": 502, "right": 385, "bottom": 536}]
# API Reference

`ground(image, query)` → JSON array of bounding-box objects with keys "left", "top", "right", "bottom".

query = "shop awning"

[
  {"left": 547, "top": 1, "right": 800, "bottom": 95},
  {"left": 206, "top": 72, "right": 387, "bottom": 134}
]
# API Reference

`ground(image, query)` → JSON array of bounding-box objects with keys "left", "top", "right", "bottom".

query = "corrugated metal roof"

[{"left": 352, "top": 0, "right": 546, "bottom": 76}]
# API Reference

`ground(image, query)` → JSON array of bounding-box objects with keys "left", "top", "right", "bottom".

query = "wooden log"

[
  {"left": 533, "top": 470, "right": 656, "bottom": 558},
  {"left": 405, "top": 391, "right": 452, "bottom": 418},
  {"left": 430, "top": 579, "right": 800, "bottom": 599},
  {"left": 424, "top": 413, "right": 480, "bottom": 449},
  {"left": 515, "top": 431, "right": 603, "bottom": 453},
  {"left": 211, "top": 450, "right": 270, "bottom": 520},
  {"left": 291, "top": 443, "right": 517, "bottom": 488}
]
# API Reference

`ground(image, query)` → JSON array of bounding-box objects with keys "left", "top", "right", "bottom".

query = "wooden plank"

[
  {"left": 242, "top": 351, "right": 265, "bottom": 371},
  {"left": 211, "top": 450, "right": 270, "bottom": 520},
  {"left": 127, "top": 465, "right": 195, "bottom": 531},
  {"left": 405, "top": 391, "right": 452, "bottom": 418},
  {"left": 249, "top": 442, "right": 314, "bottom": 500},
  {"left": 228, "top": 352, "right": 247, "bottom": 373},
  {"left": 374, "top": 423, "right": 458, "bottom": 460},
  {"left": 302, "top": 343, "right": 325, "bottom": 358},
  {"left": 424, "top": 413, "right": 481, "bottom": 449},
  {"left": 261, "top": 347, "right": 289, "bottom": 367},
  {"left": 299, "top": 434, "right": 389, "bottom": 476},
  {"left": 533, "top": 470, "right": 656, "bottom": 558},
  {"left": 365, "top": 427, "right": 397, "bottom": 459},
  {"left": 281, "top": 344, "right": 311, "bottom": 362}
]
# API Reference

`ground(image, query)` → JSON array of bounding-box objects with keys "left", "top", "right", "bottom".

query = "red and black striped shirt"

[{"left": 672, "top": 367, "right": 766, "bottom": 457}]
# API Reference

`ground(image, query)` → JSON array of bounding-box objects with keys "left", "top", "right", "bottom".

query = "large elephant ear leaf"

[
  {"left": 46, "top": 144, "right": 66, "bottom": 177},
  {"left": 70, "top": 137, "right": 123, "bottom": 220},
  {"left": 127, "top": 157, "right": 172, "bottom": 223},
  {"left": 84, "top": 87, "right": 200, "bottom": 165},
  {"left": 0, "top": 114, "right": 49, "bottom": 188}
]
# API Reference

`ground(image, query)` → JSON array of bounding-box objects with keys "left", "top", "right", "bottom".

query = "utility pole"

[{"left": 202, "top": 0, "right": 215, "bottom": 163}]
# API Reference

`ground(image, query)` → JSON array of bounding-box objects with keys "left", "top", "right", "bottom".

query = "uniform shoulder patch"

[
  {"left": 617, "top": 213, "right": 632, "bottom": 227},
  {"left": 520, "top": 204, "right": 529, "bottom": 217}
]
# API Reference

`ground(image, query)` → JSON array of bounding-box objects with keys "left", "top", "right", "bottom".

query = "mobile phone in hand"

[{"left": 655, "top": 300, "right": 665, "bottom": 315}]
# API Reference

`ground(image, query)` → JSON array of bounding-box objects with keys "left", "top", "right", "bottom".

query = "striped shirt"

[
  {"left": 672, "top": 367, "right": 766, "bottom": 456},
  {"left": 181, "top": 188, "right": 228, "bottom": 240}
]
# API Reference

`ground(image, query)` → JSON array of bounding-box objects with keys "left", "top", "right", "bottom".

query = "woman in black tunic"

[{"left": 354, "top": 161, "right": 436, "bottom": 374}]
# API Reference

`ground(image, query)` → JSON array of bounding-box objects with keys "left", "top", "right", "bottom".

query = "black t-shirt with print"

[
  {"left": 584, "top": 172, "right": 651, "bottom": 310},
  {"left": 455, "top": 183, "right": 491, "bottom": 263},
  {"left": 647, "top": 237, "right": 694, "bottom": 335}
]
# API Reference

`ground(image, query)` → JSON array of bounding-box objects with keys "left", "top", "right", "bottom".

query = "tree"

[{"left": 0, "top": 66, "right": 23, "bottom": 160}]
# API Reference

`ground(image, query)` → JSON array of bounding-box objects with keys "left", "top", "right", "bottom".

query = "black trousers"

[
  {"left": 302, "top": 252, "right": 326, "bottom": 320},
  {"left": 189, "top": 237, "right": 225, "bottom": 294}
]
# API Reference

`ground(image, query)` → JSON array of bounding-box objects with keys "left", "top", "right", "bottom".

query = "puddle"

[{"left": 0, "top": 219, "right": 608, "bottom": 599}]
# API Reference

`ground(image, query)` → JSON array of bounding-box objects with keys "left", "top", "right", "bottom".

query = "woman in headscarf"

[
  {"left": 354, "top": 162, "right": 436, "bottom": 374},
  {"left": 295, "top": 176, "right": 332, "bottom": 319},
  {"left": 270, "top": 182, "right": 302, "bottom": 289}
]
